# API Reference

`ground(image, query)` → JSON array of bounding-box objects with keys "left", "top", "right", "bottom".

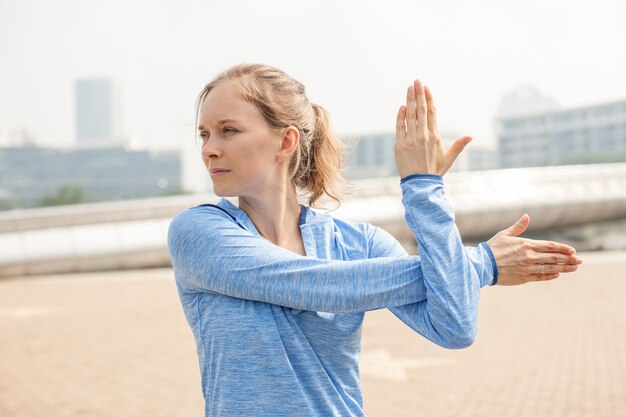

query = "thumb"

[
  {"left": 442, "top": 136, "right": 472, "bottom": 174},
  {"left": 445, "top": 136, "right": 472, "bottom": 163},
  {"left": 502, "top": 214, "right": 530, "bottom": 237}
]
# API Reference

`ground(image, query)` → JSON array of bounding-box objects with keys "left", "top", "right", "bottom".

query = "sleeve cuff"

[
  {"left": 400, "top": 173, "right": 443, "bottom": 185},
  {"left": 480, "top": 242, "right": 499, "bottom": 285}
]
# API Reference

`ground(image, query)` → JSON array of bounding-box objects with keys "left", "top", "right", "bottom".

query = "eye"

[
  {"left": 223, "top": 127, "right": 237, "bottom": 134},
  {"left": 199, "top": 132, "right": 209, "bottom": 142}
]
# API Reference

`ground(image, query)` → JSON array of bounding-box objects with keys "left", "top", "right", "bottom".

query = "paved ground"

[{"left": 0, "top": 251, "right": 625, "bottom": 417}]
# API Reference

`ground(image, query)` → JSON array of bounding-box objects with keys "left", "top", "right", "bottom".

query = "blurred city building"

[
  {"left": 466, "top": 147, "right": 499, "bottom": 171},
  {"left": 0, "top": 78, "right": 183, "bottom": 210},
  {"left": 343, "top": 133, "right": 397, "bottom": 180},
  {"left": 497, "top": 86, "right": 560, "bottom": 120},
  {"left": 497, "top": 87, "right": 626, "bottom": 168},
  {"left": 75, "top": 78, "right": 123, "bottom": 145},
  {"left": 0, "top": 144, "right": 181, "bottom": 209},
  {"left": 343, "top": 132, "right": 498, "bottom": 180}
]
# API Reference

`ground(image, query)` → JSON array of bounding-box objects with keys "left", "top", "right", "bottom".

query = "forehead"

[{"left": 198, "top": 81, "right": 260, "bottom": 126}]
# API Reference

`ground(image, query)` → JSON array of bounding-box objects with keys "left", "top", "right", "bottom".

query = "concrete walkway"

[{"left": 1, "top": 251, "right": 625, "bottom": 416}]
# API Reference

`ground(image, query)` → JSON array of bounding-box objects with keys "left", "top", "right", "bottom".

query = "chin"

[{"left": 211, "top": 184, "right": 237, "bottom": 198}]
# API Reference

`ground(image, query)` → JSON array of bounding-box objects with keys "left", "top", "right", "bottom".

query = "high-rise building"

[{"left": 75, "top": 78, "right": 122, "bottom": 143}]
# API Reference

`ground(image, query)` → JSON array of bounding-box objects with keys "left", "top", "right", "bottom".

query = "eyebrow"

[{"left": 198, "top": 119, "right": 240, "bottom": 130}]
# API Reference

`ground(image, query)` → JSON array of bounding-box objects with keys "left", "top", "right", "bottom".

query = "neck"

[{"left": 238, "top": 184, "right": 302, "bottom": 246}]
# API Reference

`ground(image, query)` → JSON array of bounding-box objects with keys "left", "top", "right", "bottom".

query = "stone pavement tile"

[
  {"left": 0, "top": 251, "right": 625, "bottom": 416},
  {"left": 360, "top": 250, "right": 626, "bottom": 417},
  {"left": 0, "top": 270, "right": 204, "bottom": 417}
]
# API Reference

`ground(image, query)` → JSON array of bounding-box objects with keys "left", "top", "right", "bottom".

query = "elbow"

[
  {"left": 436, "top": 321, "right": 477, "bottom": 350},
  {"left": 444, "top": 331, "right": 475, "bottom": 349}
]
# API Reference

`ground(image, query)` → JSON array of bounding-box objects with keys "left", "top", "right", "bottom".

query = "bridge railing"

[{"left": 1, "top": 163, "right": 625, "bottom": 277}]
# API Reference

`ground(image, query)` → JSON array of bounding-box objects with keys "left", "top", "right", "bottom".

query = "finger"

[
  {"left": 396, "top": 105, "right": 407, "bottom": 140},
  {"left": 530, "top": 239, "right": 576, "bottom": 255},
  {"left": 501, "top": 214, "right": 530, "bottom": 237},
  {"left": 445, "top": 136, "right": 472, "bottom": 167},
  {"left": 406, "top": 85, "right": 417, "bottom": 141},
  {"left": 438, "top": 136, "right": 472, "bottom": 175},
  {"left": 536, "top": 253, "right": 583, "bottom": 265},
  {"left": 529, "top": 273, "right": 560, "bottom": 282},
  {"left": 424, "top": 85, "right": 438, "bottom": 134},
  {"left": 414, "top": 79, "right": 428, "bottom": 141},
  {"left": 538, "top": 263, "right": 579, "bottom": 274}
]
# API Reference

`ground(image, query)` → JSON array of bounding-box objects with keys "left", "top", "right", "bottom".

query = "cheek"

[
  {"left": 253, "top": 153, "right": 276, "bottom": 176},
  {"left": 242, "top": 142, "right": 278, "bottom": 172}
]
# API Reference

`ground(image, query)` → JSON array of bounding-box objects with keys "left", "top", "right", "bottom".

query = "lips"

[{"left": 210, "top": 168, "right": 231, "bottom": 177}]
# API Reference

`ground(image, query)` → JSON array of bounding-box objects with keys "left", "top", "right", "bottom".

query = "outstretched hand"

[
  {"left": 395, "top": 79, "right": 472, "bottom": 177},
  {"left": 487, "top": 214, "right": 583, "bottom": 285}
]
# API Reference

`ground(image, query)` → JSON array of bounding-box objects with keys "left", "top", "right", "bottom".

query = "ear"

[{"left": 276, "top": 126, "right": 300, "bottom": 161}]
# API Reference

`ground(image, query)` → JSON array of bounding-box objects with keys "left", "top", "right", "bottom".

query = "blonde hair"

[{"left": 196, "top": 63, "right": 350, "bottom": 209}]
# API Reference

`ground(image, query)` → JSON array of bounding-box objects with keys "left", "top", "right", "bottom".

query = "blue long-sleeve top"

[{"left": 167, "top": 174, "right": 498, "bottom": 417}]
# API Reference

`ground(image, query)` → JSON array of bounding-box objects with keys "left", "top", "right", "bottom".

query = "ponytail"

[{"left": 297, "top": 103, "right": 349, "bottom": 209}]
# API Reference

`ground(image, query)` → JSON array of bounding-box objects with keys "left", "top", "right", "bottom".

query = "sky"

[{"left": 1, "top": 0, "right": 626, "bottom": 153}]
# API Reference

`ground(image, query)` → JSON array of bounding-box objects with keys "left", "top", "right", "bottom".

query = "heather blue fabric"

[{"left": 167, "top": 175, "right": 498, "bottom": 417}]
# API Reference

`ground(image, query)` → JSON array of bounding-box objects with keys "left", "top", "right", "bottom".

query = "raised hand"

[
  {"left": 395, "top": 79, "right": 472, "bottom": 177},
  {"left": 487, "top": 214, "right": 583, "bottom": 285}
]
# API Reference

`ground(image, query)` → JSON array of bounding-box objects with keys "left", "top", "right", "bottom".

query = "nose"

[{"left": 201, "top": 137, "right": 221, "bottom": 160}]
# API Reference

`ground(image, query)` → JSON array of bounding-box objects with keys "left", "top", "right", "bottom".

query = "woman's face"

[{"left": 198, "top": 81, "right": 285, "bottom": 197}]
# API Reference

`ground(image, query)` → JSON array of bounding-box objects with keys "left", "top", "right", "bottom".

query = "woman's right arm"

[{"left": 167, "top": 205, "right": 428, "bottom": 313}]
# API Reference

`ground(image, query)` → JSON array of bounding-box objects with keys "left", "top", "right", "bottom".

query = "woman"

[{"left": 167, "top": 64, "right": 582, "bottom": 416}]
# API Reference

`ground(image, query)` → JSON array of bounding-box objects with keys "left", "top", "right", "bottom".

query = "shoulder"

[
  {"left": 171, "top": 203, "right": 236, "bottom": 225},
  {"left": 167, "top": 204, "right": 238, "bottom": 246}
]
